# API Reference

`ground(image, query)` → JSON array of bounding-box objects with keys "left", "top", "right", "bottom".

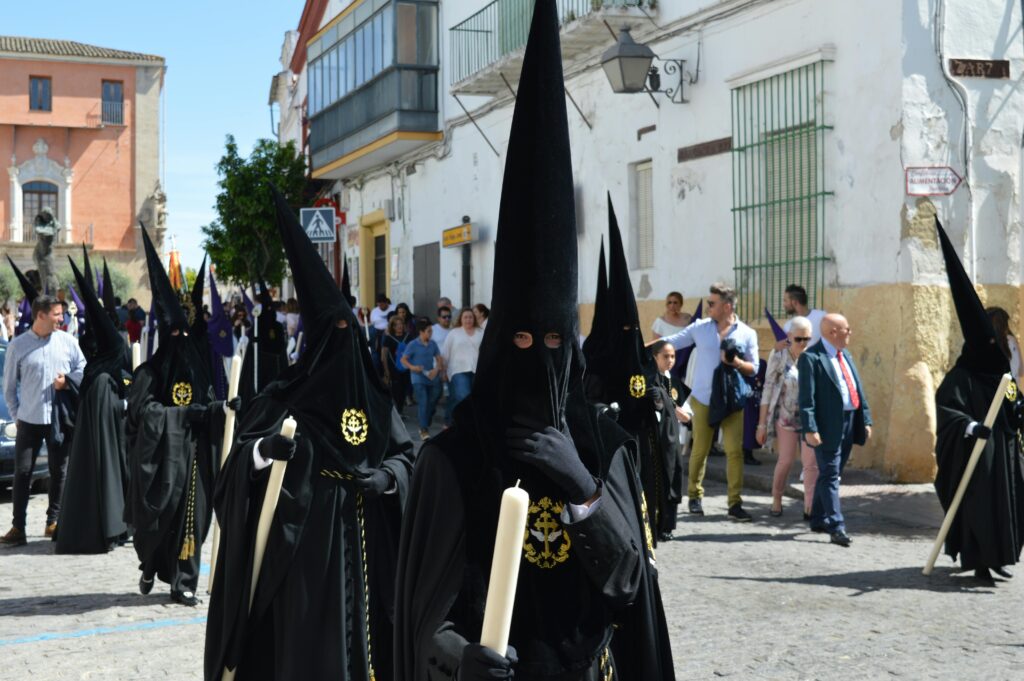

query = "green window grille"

[{"left": 731, "top": 60, "right": 833, "bottom": 321}]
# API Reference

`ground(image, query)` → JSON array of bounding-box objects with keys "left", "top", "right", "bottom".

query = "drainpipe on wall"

[{"left": 936, "top": 0, "right": 976, "bottom": 278}]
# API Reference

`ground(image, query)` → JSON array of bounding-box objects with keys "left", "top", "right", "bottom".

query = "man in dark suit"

[{"left": 798, "top": 313, "right": 872, "bottom": 547}]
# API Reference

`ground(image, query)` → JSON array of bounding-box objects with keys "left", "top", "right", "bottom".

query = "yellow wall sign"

[{"left": 443, "top": 224, "right": 473, "bottom": 248}]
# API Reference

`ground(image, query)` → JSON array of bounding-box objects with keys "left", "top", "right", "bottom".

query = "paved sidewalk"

[{"left": 0, "top": 410, "right": 1020, "bottom": 680}]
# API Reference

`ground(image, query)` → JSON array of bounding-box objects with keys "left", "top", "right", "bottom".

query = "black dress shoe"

[
  {"left": 803, "top": 512, "right": 812, "bottom": 521},
  {"left": 728, "top": 504, "right": 752, "bottom": 522},
  {"left": 170, "top": 590, "right": 199, "bottom": 607},
  {"left": 830, "top": 531, "right": 852, "bottom": 547},
  {"left": 993, "top": 566, "right": 1013, "bottom": 579},
  {"left": 139, "top": 573, "right": 155, "bottom": 595},
  {"left": 688, "top": 498, "right": 704, "bottom": 515},
  {"left": 657, "top": 531, "right": 673, "bottom": 542},
  {"left": 974, "top": 567, "right": 995, "bottom": 583},
  {"left": 743, "top": 449, "right": 762, "bottom": 466}
]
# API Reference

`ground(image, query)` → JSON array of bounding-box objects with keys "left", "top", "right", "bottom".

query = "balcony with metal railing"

[
  {"left": 0, "top": 222, "right": 95, "bottom": 244},
  {"left": 449, "top": 0, "right": 654, "bottom": 95},
  {"left": 102, "top": 101, "right": 124, "bottom": 125}
]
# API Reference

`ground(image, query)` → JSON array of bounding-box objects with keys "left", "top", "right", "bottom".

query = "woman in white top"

[
  {"left": 442, "top": 308, "right": 483, "bottom": 425},
  {"left": 651, "top": 291, "right": 691, "bottom": 340}
]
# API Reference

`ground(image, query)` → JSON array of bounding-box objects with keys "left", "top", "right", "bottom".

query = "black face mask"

[
  {"left": 150, "top": 330, "right": 210, "bottom": 408},
  {"left": 501, "top": 336, "right": 570, "bottom": 429}
]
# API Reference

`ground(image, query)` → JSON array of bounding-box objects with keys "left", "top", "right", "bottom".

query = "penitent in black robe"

[
  {"left": 204, "top": 396, "right": 414, "bottom": 681},
  {"left": 649, "top": 372, "right": 689, "bottom": 538},
  {"left": 55, "top": 374, "right": 130, "bottom": 554},
  {"left": 395, "top": 397, "right": 675, "bottom": 681},
  {"left": 125, "top": 366, "right": 223, "bottom": 594},
  {"left": 238, "top": 319, "right": 288, "bottom": 416},
  {"left": 935, "top": 367, "right": 1024, "bottom": 570}
]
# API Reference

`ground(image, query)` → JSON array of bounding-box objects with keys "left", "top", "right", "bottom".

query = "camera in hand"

[{"left": 720, "top": 337, "right": 742, "bottom": 364}]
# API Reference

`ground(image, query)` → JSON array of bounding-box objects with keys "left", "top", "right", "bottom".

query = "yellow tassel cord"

[
  {"left": 599, "top": 646, "right": 614, "bottom": 681},
  {"left": 357, "top": 492, "right": 376, "bottom": 681},
  {"left": 178, "top": 456, "right": 198, "bottom": 560}
]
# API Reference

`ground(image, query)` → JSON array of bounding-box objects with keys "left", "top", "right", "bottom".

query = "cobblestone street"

[{"left": 1, "top": 419, "right": 1021, "bottom": 680}]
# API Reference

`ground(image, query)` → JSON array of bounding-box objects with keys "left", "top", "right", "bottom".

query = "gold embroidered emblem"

[
  {"left": 640, "top": 492, "right": 656, "bottom": 562},
  {"left": 629, "top": 374, "right": 646, "bottom": 398},
  {"left": 670, "top": 387, "right": 679, "bottom": 402},
  {"left": 172, "top": 382, "right": 193, "bottom": 406},
  {"left": 219, "top": 329, "right": 228, "bottom": 338},
  {"left": 123, "top": 377, "right": 132, "bottom": 387},
  {"left": 523, "top": 497, "right": 571, "bottom": 569},
  {"left": 341, "top": 408, "right": 369, "bottom": 446},
  {"left": 269, "top": 328, "right": 277, "bottom": 340},
  {"left": 1007, "top": 380, "right": 1018, "bottom": 402}
]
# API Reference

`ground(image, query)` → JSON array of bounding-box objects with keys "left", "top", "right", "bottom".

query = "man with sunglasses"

[
  {"left": 659, "top": 282, "right": 759, "bottom": 521},
  {"left": 797, "top": 313, "right": 872, "bottom": 547}
]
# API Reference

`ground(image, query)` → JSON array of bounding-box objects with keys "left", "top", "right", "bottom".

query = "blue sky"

[{"left": 4, "top": 0, "right": 304, "bottom": 268}]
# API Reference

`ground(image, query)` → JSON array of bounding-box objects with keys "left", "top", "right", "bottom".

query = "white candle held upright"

[
  {"left": 208, "top": 353, "right": 244, "bottom": 593},
  {"left": 131, "top": 342, "right": 142, "bottom": 371},
  {"left": 479, "top": 481, "right": 529, "bottom": 657},
  {"left": 249, "top": 416, "right": 297, "bottom": 607}
]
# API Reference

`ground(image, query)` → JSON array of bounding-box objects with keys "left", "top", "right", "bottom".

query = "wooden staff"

[
  {"left": 207, "top": 354, "right": 243, "bottom": 593},
  {"left": 221, "top": 415, "right": 297, "bottom": 681},
  {"left": 923, "top": 373, "right": 1011, "bottom": 575}
]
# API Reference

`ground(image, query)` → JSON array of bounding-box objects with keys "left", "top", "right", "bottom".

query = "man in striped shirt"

[{"left": 1, "top": 295, "right": 86, "bottom": 546}]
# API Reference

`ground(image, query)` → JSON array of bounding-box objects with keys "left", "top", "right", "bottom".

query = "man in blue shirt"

[
  {"left": 1, "top": 295, "right": 87, "bottom": 546},
  {"left": 402, "top": 318, "right": 445, "bottom": 441},
  {"left": 660, "top": 283, "right": 759, "bottom": 521}
]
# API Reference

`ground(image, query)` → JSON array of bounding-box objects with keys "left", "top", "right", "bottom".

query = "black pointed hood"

[
  {"left": 582, "top": 239, "right": 608, "bottom": 367},
  {"left": 8, "top": 256, "right": 38, "bottom": 303},
  {"left": 140, "top": 223, "right": 189, "bottom": 334},
  {"left": 470, "top": 0, "right": 581, "bottom": 431},
  {"left": 272, "top": 187, "right": 354, "bottom": 348},
  {"left": 935, "top": 217, "right": 1009, "bottom": 375},
  {"left": 341, "top": 257, "right": 356, "bottom": 308},
  {"left": 100, "top": 258, "right": 123, "bottom": 331},
  {"left": 587, "top": 195, "right": 654, "bottom": 420},
  {"left": 269, "top": 184, "right": 392, "bottom": 473},
  {"left": 190, "top": 255, "right": 207, "bottom": 339},
  {"left": 81, "top": 244, "right": 95, "bottom": 294},
  {"left": 70, "top": 255, "right": 129, "bottom": 394}
]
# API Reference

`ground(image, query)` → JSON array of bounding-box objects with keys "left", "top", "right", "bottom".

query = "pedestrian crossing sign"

[{"left": 300, "top": 207, "right": 337, "bottom": 243}]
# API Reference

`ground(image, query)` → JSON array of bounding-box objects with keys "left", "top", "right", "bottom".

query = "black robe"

[
  {"left": 55, "top": 374, "right": 129, "bottom": 554},
  {"left": 125, "top": 366, "right": 223, "bottom": 593},
  {"left": 935, "top": 367, "right": 1024, "bottom": 570},
  {"left": 395, "top": 398, "right": 675, "bottom": 681},
  {"left": 204, "top": 395, "right": 415, "bottom": 681},
  {"left": 649, "top": 372, "right": 689, "bottom": 537}
]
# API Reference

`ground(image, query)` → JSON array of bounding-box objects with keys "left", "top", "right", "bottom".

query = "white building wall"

[{"left": 330, "top": 0, "right": 1024, "bottom": 320}]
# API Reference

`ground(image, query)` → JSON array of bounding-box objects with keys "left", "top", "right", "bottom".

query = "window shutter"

[{"left": 636, "top": 161, "right": 654, "bottom": 269}]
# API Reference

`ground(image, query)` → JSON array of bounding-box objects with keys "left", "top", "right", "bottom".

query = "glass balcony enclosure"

[{"left": 307, "top": 0, "right": 439, "bottom": 171}]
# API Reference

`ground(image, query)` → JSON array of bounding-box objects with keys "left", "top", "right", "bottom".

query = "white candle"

[
  {"left": 479, "top": 482, "right": 529, "bottom": 657},
  {"left": 209, "top": 353, "right": 245, "bottom": 593},
  {"left": 248, "top": 415, "right": 297, "bottom": 608},
  {"left": 131, "top": 342, "right": 141, "bottom": 371}
]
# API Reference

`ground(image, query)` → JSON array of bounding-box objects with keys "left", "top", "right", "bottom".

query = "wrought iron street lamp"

[{"left": 601, "top": 27, "right": 688, "bottom": 105}]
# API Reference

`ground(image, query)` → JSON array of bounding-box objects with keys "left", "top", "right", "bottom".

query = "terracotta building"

[{"left": 0, "top": 36, "right": 166, "bottom": 303}]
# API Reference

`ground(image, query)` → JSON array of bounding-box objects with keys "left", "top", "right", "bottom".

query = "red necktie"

[{"left": 836, "top": 352, "right": 860, "bottom": 410}]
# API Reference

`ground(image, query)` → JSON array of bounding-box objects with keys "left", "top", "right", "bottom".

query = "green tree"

[
  {"left": 201, "top": 135, "right": 308, "bottom": 286},
  {"left": 184, "top": 267, "right": 198, "bottom": 293}
]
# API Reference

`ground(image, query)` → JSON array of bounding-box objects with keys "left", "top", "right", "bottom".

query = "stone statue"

[{"left": 33, "top": 206, "right": 61, "bottom": 294}]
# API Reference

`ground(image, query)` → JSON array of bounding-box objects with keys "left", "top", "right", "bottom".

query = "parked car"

[{"left": 0, "top": 341, "right": 49, "bottom": 490}]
